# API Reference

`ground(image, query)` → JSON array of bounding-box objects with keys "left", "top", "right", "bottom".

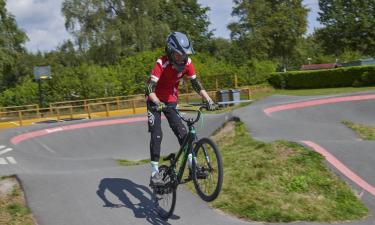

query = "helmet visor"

[{"left": 172, "top": 51, "right": 188, "bottom": 65}]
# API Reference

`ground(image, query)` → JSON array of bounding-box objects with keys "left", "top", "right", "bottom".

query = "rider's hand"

[
  {"left": 205, "top": 98, "right": 216, "bottom": 111},
  {"left": 156, "top": 102, "right": 166, "bottom": 112}
]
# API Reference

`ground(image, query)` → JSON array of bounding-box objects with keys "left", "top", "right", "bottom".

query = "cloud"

[
  {"left": 199, "top": 0, "right": 323, "bottom": 38},
  {"left": 198, "top": 0, "right": 233, "bottom": 39},
  {"left": 6, "top": 0, "right": 323, "bottom": 52},
  {"left": 303, "top": 0, "right": 324, "bottom": 34},
  {"left": 6, "top": 0, "right": 72, "bottom": 52}
]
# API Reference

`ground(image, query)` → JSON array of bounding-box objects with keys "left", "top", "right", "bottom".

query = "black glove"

[{"left": 156, "top": 102, "right": 166, "bottom": 112}]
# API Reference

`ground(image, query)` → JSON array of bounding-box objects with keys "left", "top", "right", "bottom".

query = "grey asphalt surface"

[{"left": 1, "top": 92, "right": 375, "bottom": 225}]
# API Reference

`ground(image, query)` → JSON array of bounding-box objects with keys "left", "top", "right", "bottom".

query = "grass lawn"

[
  {"left": 118, "top": 120, "right": 369, "bottom": 222},
  {"left": 342, "top": 120, "right": 375, "bottom": 140},
  {"left": 0, "top": 176, "right": 35, "bottom": 225},
  {"left": 209, "top": 121, "right": 368, "bottom": 222},
  {"left": 117, "top": 158, "right": 150, "bottom": 166}
]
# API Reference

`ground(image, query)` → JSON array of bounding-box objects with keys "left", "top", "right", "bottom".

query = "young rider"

[{"left": 145, "top": 31, "right": 215, "bottom": 186}]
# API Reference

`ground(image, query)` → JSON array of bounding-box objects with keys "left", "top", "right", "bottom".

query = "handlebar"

[
  {"left": 178, "top": 106, "right": 203, "bottom": 125},
  {"left": 149, "top": 104, "right": 215, "bottom": 126}
]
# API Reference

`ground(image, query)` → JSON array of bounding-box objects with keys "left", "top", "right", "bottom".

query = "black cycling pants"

[{"left": 147, "top": 101, "right": 187, "bottom": 162}]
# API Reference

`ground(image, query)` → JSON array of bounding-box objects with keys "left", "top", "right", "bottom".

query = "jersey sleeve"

[
  {"left": 185, "top": 58, "right": 196, "bottom": 80},
  {"left": 150, "top": 58, "right": 164, "bottom": 82}
]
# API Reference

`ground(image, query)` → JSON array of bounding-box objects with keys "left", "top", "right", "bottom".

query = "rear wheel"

[
  {"left": 152, "top": 165, "right": 177, "bottom": 220},
  {"left": 192, "top": 138, "right": 223, "bottom": 202}
]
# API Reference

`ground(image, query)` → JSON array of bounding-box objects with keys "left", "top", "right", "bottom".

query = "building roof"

[{"left": 301, "top": 63, "right": 338, "bottom": 70}]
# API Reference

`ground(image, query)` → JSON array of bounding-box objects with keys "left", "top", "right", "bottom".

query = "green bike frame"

[{"left": 167, "top": 123, "right": 198, "bottom": 184}]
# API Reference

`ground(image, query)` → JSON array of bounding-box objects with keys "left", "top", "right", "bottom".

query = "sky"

[{"left": 6, "top": 0, "right": 323, "bottom": 53}]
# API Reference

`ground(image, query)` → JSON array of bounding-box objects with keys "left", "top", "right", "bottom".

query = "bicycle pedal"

[{"left": 163, "top": 153, "right": 175, "bottom": 161}]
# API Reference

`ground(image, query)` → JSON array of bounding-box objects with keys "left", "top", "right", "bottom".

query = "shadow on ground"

[{"left": 96, "top": 178, "right": 180, "bottom": 225}]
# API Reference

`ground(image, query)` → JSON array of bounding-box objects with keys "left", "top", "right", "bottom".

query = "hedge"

[
  {"left": 1, "top": 51, "right": 277, "bottom": 106},
  {"left": 268, "top": 66, "right": 375, "bottom": 89}
]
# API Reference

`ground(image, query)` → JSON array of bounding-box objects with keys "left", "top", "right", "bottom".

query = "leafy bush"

[
  {"left": 237, "top": 59, "right": 277, "bottom": 86},
  {"left": 0, "top": 50, "right": 277, "bottom": 106},
  {"left": 0, "top": 77, "right": 38, "bottom": 106},
  {"left": 268, "top": 66, "right": 375, "bottom": 89}
]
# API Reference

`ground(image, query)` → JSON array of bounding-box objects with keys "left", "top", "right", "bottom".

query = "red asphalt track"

[
  {"left": 264, "top": 94, "right": 375, "bottom": 197},
  {"left": 264, "top": 94, "right": 375, "bottom": 115},
  {"left": 11, "top": 115, "right": 168, "bottom": 145},
  {"left": 302, "top": 141, "right": 375, "bottom": 196},
  {"left": 11, "top": 117, "right": 148, "bottom": 145}
]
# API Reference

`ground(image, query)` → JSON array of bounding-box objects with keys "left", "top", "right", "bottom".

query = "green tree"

[
  {"left": 62, "top": 0, "right": 212, "bottom": 65},
  {"left": 228, "top": 0, "right": 308, "bottom": 70},
  {"left": 0, "top": 0, "right": 28, "bottom": 90},
  {"left": 316, "top": 0, "right": 375, "bottom": 56},
  {"left": 162, "top": 0, "right": 213, "bottom": 51},
  {"left": 288, "top": 36, "right": 334, "bottom": 70}
]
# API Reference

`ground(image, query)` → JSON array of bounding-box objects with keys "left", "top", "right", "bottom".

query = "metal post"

[
  {"left": 18, "top": 111, "right": 23, "bottom": 126},
  {"left": 49, "top": 103, "right": 53, "bottom": 115},
  {"left": 38, "top": 79, "right": 43, "bottom": 107},
  {"left": 87, "top": 104, "right": 91, "bottom": 119},
  {"left": 70, "top": 106, "right": 74, "bottom": 119},
  {"left": 234, "top": 74, "right": 238, "bottom": 88},
  {"left": 105, "top": 103, "right": 110, "bottom": 117},
  {"left": 247, "top": 88, "right": 252, "bottom": 100},
  {"left": 132, "top": 100, "right": 136, "bottom": 114},
  {"left": 36, "top": 105, "right": 41, "bottom": 118},
  {"left": 216, "top": 78, "right": 219, "bottom": 90},
  {"left": 185, "top": 77, "right": 189, "bottom": 103},
  {"left": 84, "top": 100, "right": 88, "bottom": 113},
  {"left": 56, "top": 108, "right": 60, "bottom": 120},
  {"left": 116, "top": 97, "right": 120, "bottom": 110}
]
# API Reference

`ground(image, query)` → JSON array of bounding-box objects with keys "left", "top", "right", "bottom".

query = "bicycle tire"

[
  {"left": 192, "top": 137, "right": 223, "bottom": 202},
  {"left": 153, "top": 165, "right": 177, "bottom": 220}
]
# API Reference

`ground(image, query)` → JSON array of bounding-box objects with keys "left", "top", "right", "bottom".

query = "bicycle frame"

[
  {"left": 166, "top": 121, "right": 198, "bottom": 185},
  {"left": 151, "top": 105, "right": 210, "bottom": 188}
]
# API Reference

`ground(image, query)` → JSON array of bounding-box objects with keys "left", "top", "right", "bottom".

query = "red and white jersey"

[{"left": 148, "top": 55, "right": 196, "bottom": 102}]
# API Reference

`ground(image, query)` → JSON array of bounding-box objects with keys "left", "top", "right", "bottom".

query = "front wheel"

[
  {"left": 192, "top": 137, "right": 223, "bottom": 202},
  {"left": 152, "top": 165, "right": 176, "bottom": 220}
]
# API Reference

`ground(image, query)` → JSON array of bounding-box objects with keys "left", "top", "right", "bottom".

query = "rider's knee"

[{"left": 171, "top": 124, "right": 187, "bottom": 144}]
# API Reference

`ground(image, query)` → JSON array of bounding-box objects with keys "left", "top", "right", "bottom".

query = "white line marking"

[
  {"left": 45, "top": 127, "right": 64, "bottom": 133},
  {"left": 6, "top": 157, "right": 17, "bottom": 164},
  {"left": 0, "top": 148, "right": 13, "bottom": 155},
  {"left": 0, "top": 158, "right": 7, "bottom": 165},
  {"left": 41, "top": 144, "right": 56, "bottom": 154},
  {"left": 0, "top": 145, "right": 5, "bottom": 149}
]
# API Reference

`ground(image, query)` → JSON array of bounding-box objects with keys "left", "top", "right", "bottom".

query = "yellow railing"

[{"left": 0, "top": 87, "right": 262, "bottom": 130}]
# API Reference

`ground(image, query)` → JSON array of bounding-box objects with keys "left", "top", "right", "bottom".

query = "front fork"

[
  {"left": 189, "top": 127, "right": 212, "bottom": 173},
  {"left": 191, "top": 127, "right": 213, "bottom": 171}
]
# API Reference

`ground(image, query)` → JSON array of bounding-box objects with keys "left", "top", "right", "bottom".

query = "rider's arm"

[
  {"left": 186, "top": 58, "right": 213, "bottom": 102},
  {"left": 149, "top": 92, "right": 161, "bottom": 104},
  {"left": 146, "top": 58, "right": 164, "bottom": 104},
  {"left": 145, "top": 78, "right": 160, "bottom": 103},
  {"left": 199, "top": 89, "right": 212, "bottom": 102},
  {"left": 190, "top": 77, "right": 213, "bottom": 102}
]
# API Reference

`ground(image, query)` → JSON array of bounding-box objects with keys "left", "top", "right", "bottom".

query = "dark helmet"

[{"left": 165, "top": 32, "right": 194, "bottom": 72}]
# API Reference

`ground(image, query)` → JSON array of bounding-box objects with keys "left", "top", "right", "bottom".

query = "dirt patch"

[
  {"left": 0, "top": 177, "right": 18, "bottom": 196},
  {"left": 211, "top": 121, "right": 236, "bottom": 143},
  {"left": 0, "top": 176, "right": 36, "bottom": 225},
  {"left": 274, "top": 144, "right": 296, "bottom": 161}
]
